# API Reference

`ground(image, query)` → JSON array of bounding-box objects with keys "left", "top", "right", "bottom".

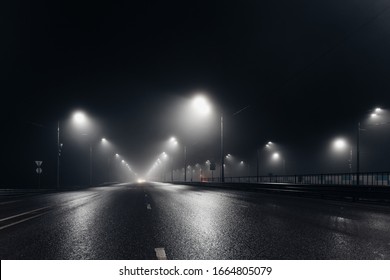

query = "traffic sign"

[
  {"left": 35, "top": 161, "right": 43, "bottom": 167},
  {"left": 36, "top": 168, "right": 42, "bottom": 174},
  {"left": 210, "top": 162, "right": 216, "bottom": 171}
]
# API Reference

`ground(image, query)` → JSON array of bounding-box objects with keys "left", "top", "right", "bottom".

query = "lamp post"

[
  {"left": 189, "top": 94, "right": 248, "bottom": 183},
  {"left": 72, "top": 111, "right": 94, "bottom": 186},
  {"left": 220, "top": 113, "right": 224, "bottom": 183},
  {"left": 256, "top": 148, "right": 259, "bottom": 182},
  {"left": 354, "top": 122, "right": 360, "bottom": 185},
  {"left": 257, "top": 141, "right": 273, "bottom": 182},
  {"left": 57, "top": 121, "right": 60, "bottom": 188},
  {"left": 89, "top": 144, "right": 93, "bottom": 186},
  {"left": 167, "top": 137, "right": 178, "bottom": 182},
  {"left": 332, "top": 138, "right": 352, "bottom": 173},
  {"left": 356, "top": 107, "right": 383, "bottom": 185},
  {"left": 272, "top": 152, "right": 286, "bottom": 175},
  {"left": 190, "top": 95, "right": 224, "bottom": 182},
  {"left": 57, "top": 110, "right": 90, "bottom": 188},
  {"left": 100, "top": 138, "right": 111, "bottom": 182},
  {"left": 166, "top": 136, "right": 187, "bottom": 182}
]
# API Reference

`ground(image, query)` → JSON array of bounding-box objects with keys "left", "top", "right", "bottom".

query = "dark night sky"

[{"left": 2, "top": 0, "right": 390, "bottom": 187}]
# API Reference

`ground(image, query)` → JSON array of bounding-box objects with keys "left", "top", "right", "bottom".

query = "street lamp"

[
  {"left": 169, "top": 137, "right": 178, "bottom": 145},
  {"left": 72, "top": 111, "right": 93, "bottom": 186},
  {"left": 220, "top": 113, "right": 224, "bottom": 183},
  {"left": 73, "top": 111, "right": 87, "bottom": 124},
  {"left": 56, "top": 110, "right": 90, "bottom": 188},
  {"left": 167, "top": 137, "right": 179, "bottom": 182},
  {"left": 256, "top": 141, "right": 274, "bottom": 182},
  {"left": 189, "top": 93, "right": 248, "bottom": 183},
  {"left": 166, "top": 136, "right": 187, "bottom": 182},
  {"left": 147, "top": 152, "right": 169, "bottom": 182},
  {"left": 356, "top": 107, "right": 385, "bottom": 185},
  {"left": 271, "top": 152, "right": 286, "bottom": 175},
  {"left": 192, "top": 95, "right": 211, "bottom": 116},
  {"left": 331, "top": 137, "right": 352, "bottom": 173},
  {"left": 184, "top": 94, "right": 214, "bottom": 182},
  {"left": 333, "top": 138, "right": 347, "bottom": 150},
  {"left": 190, "top": 94, "right": 227, "bottom": 182},
  {"left": 72, "top": 111, "right": 106, "bottom": 186},
  {"left": 99, "top": 138, "right": 114, "bottom": 183},
  {"left": 57, "top": 121, "right": 60, "bottom": 188},
  {"left": 161, "top": 152, "right": 168, "bottom": 181}
]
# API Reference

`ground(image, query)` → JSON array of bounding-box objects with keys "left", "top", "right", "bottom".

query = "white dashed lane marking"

[
  {"left": 155, "top": 247, "right": 167, "bottom": 260},
  {"left": 0, "top": 200, "right": 22, "bottom": 206},
  {"left": 0, "top": 213, "right": 47, "bottom": 231},
  {"left": 0, "top": 206, "right": 50, "bottom": 222}
]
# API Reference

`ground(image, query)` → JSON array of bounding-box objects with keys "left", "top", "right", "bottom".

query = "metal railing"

[{"left": 203, "top": 172, "right": 390, "bottom": 186}]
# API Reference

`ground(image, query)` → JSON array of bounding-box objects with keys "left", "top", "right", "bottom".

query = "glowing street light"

[
  {"left": 192, "top": 95, "right": 211, "bottom": 116},
  {"left": 356, "top": 107, "right": 386, "bottom": 185},
  {"left": 57, "top": 110, "right": 91, "bottom": 188},
  {"left": 333, "top": 138, "right": 347, "bottom": 150},
  {"left": 167, "top": 136, "right": 186, "bottom": 181},
  {"left": 182, "top": 94, "right": 214, "bottom": 181},
  {"left": 190, "top": 94, "right": 227, "bottom": 182},
  {"left": 266, "top": 141, "right": 273, "bottom": 148},
  {"left": 331, "top": 137, "right": 352, "bottom": 173},
  {"left": 70, "top": 110, "right": 96, "bottom": 186},
  {"left": 188, "top": 93, "right": 229, "bottom": 183},
  {"left": 160, "top": 152, "right": 169, "bottom": 181},
  {"left": 98, "top": 138, "right": 115, "bottom": 182},
  {"left": 256, "top": 141, "right": 274, "bottom": 182},
  {"left": 271, "top": 152, "right": 286, "bottom": 175},
  {"left": 73, "top": 111, "right": 87, "bottom": 125},
  {"left": 166, "top": 137, "right": 180, "bottom": 181},
  {"left": 169, "top": 137, "right": 178, "bottom": 145}
]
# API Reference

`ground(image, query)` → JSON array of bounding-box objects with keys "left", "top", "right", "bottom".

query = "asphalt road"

[{"left": 1, "top": 182, "right": 390, "bottom": 259}]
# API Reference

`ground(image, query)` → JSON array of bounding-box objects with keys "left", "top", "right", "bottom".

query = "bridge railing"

[{"left": 203, "top": 172, "right": 390, "bottom": 186}]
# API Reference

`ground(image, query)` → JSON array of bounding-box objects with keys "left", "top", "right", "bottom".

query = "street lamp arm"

[
  {"left": 362, "top": 121, "right": 390, "bottom": 129},
  {"left": 232, "top": 105, "right": 250, "bottom": 116}
]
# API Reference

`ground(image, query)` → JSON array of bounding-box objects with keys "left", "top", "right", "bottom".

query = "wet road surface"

[{"left": 1, "top": 182, "right": 389, "bottom": 259}]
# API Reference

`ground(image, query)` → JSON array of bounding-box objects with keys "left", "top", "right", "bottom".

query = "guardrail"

[
  {"left": 203, "top": 172, "right": 390, "bottom": 186},
  {"left": 174, "top": 181, "right": 390, "bottom": 202}
]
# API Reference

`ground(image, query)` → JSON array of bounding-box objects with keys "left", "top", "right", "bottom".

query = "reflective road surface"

[{"left": 1, "top": 182, "right": 390, "bottom": 259}]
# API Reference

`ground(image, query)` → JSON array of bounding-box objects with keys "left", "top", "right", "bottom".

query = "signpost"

[{"left": 35, "top": 161, "right": 43, "bottom": 188}]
